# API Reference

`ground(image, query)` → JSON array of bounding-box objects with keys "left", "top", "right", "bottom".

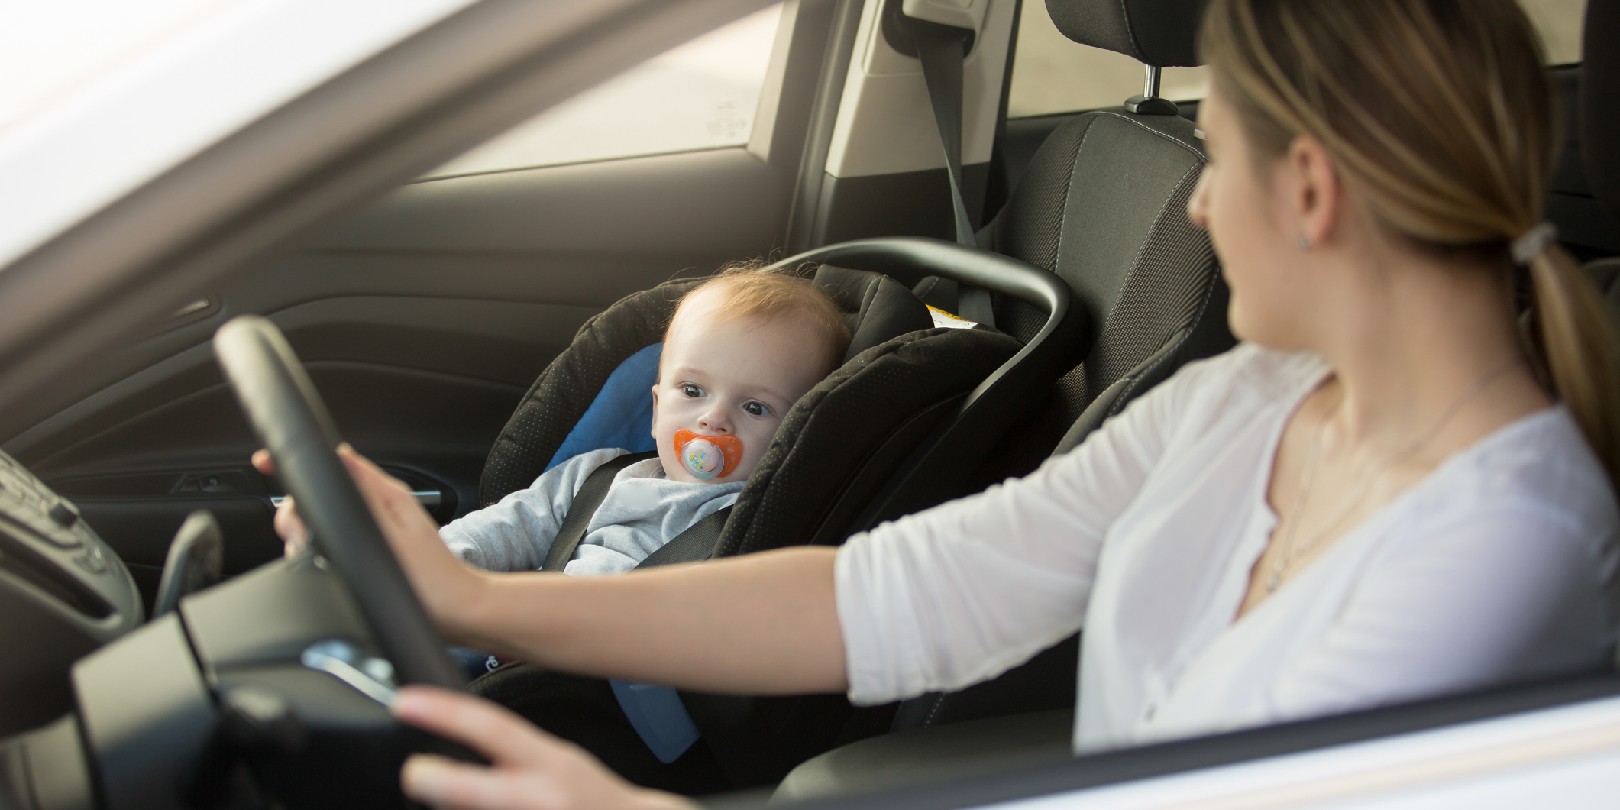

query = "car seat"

[
  {"left": 476, "top": 256, "right": 1077, "bottom": 555},
  {"left": 463, "top": 258, "right": 1082, "bottom": 793}
]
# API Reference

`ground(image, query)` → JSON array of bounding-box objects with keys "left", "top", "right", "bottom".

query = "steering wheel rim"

[{"left": 214, "top": 315, "right": 462, "bottom": 689}]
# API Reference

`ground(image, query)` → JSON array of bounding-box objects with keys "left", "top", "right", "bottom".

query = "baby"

[
  {"left": 440, "top": 265, "right": 851, "bottom": 576},
  {"left": 435, "top": 266, "right": 848, "bottom": 678}
]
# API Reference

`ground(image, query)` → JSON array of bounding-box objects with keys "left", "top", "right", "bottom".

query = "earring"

[{"left": 1297, "top": 234, "right": 1311, "bottom": 251}]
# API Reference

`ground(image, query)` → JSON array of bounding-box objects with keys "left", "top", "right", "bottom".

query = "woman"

[{"left": 297, "top": 0, "right": 1620, "bottom": 805}]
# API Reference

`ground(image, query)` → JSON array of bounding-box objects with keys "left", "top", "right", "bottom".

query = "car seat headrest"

[
  {"left": 811, "top": 264, "right": 937, "bottom": 360},
  {"left": 1044, "top": 0, "right": 1207, "bottom": 68},
  {"left": 1583, "top": 0, "right": 1620, "bottom": 225},
  {"left": 544, "top": 343, "right": 661, "bottom": 471}
]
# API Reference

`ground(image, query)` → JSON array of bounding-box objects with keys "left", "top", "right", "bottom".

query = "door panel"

[{"left": 13, "top": 147, "right": 792, "bottom": 605}]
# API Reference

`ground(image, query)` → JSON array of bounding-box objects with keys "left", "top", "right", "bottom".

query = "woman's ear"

[{"left": 1286, "top": 135, "right": 1341, "bottom": 250}]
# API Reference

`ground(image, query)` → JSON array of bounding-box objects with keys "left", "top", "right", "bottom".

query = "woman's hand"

[
  {"left": 392, "top": 686, "right": 693, "bottom": 810},
  {"left": 251, "top": 449, "right": 312, "bottom": 558},
  {"left": 251, "top": 446, "right": 487, "bottom": 641}
]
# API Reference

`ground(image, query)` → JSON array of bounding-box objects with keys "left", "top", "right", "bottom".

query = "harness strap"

[
  {"left": 551, "top": 454, "right": 785, "bottom": 785},
  {"left": 542, "top": 451, "right": 652, "bottom": 572},
  {"left": 639, "top": 506, "right": 731, "bottom": 568}
]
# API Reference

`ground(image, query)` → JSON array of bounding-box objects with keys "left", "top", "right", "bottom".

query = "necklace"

[{"left": 1263, "top": 358, "right": 1524, "bottom": 593}]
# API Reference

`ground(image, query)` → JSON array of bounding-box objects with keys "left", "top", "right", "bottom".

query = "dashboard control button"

[
  {"left": 48, "top": 503, "right": 80, "bottom": 528},
  {"left": 74, "top": 545, "right": 109, "bottom": 575}
]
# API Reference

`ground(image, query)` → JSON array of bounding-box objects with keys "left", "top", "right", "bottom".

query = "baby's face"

[{"left": 651, "top": 288, "right": 831, "bottom": 484}]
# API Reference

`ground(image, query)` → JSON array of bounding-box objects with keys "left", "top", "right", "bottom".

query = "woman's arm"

[
  {"left": 459, "top": 547, "right": 846, "bottom": 694},
  {"left": 336, "top": 447, "right": 849, "bottom": 695}
]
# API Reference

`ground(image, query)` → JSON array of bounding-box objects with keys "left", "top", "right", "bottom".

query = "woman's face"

[{"left": 1187, "top": 87, "right": 1311, "bottom": 348}]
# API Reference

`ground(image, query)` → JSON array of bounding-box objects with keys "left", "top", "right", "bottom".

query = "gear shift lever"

[{"left": 152, "top": 510, "right": 223, "bottom": 616}]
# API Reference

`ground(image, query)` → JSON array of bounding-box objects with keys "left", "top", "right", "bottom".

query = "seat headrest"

[
  {"left": 1044, "top": 0, "right": 1207, "bottom": 68},
  {"left": 1583, "top": 0, "right": 1620, "bottom": 224}
]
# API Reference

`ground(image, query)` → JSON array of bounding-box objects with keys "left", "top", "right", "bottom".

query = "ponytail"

[
  {"left": 1528, "top": 244, "right": 1620, "bottom": 485},
  {"left": 1201, "top": 0, "right": 1620, "bottom": 485}
]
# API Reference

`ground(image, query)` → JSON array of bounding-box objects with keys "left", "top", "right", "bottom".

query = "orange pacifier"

[{"left": 674, "top": 429, "right": 745, "bottom": 480}]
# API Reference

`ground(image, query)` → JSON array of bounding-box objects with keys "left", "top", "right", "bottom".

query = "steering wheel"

[{"left": 213, "top": 315, "right": 462, "bottom": 689}]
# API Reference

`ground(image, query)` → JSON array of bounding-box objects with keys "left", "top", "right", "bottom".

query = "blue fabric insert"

[
  {"left": 537, "top": 343, "right": 701, "bottom": 759},
  {"left": 545, "top": 343, "right": 661, "bottom": 472},
  {"left": 610, "top": 679, "right": 700, "bottom": 763}
]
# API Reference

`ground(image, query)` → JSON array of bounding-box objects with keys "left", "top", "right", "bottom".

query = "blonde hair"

[
  {"left": 670, "top": 261, "right": 852, "bottom": 376},
  {"left": 1199, "top": 0, "right": 1620, "bottom": 483}
]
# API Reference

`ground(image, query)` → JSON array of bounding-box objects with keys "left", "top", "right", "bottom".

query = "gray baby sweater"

[{"left": 440, "top": 447, "right": 743, "bottom": 575}]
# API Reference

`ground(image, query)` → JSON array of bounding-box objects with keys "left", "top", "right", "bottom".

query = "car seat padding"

[{"left": 544, "top": 343, "right": 661, "bottom": 471}]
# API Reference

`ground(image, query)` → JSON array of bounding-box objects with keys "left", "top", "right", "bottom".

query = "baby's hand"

[{"left": 251, "top": 449, "right": 310, "bottom": 558}]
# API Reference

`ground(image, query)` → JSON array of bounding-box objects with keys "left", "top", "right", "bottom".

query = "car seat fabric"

[
  {"left": 544, "top": 344, "right": 661, "bottom": 470},
  {"left": 982, "top": 111, "right": 1222, "bottom": 473},
  {"left": 762, "top": 238, "right": 1089, "bottom": 543},
  {"left": 720, "top": 325, "right": 1023, "bottom": 555}
]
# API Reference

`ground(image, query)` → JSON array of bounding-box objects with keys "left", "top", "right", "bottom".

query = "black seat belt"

[
  {"left": 906, "top": 16, "right": 997, "bottom": 329},
  {"left": 914, "top": 18, "right": 976, "bottom": 249},
  {"left": 639, "top": 506, "right": 731, "bottom": 568},
  {"left": 541, "top": 451, "right": 652, "bottom": 572}
]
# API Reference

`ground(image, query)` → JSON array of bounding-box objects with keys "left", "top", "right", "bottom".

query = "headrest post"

[
  {"left": 1142, "top": 64, "right": 1162, "bottom": 100},
  {"left": 1125, "top": 65, "right": 1179, "bottom": 116}
]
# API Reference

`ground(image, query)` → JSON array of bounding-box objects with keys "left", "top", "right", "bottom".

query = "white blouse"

[{"left": 835, "top": 343, "right": 1620, "bottom": 753}]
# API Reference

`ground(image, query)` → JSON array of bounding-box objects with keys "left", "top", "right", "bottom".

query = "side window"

[
  {"left": 426, "top": 3, "right": 783, "bottom": 178},
  {"left": 1007, "top": 0, "right": 1582, "bottom": 120}
]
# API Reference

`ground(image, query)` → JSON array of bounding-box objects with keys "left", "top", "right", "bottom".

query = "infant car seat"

[{"left": 464, "top": 258, "right": 1082, "bottom": 793}]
